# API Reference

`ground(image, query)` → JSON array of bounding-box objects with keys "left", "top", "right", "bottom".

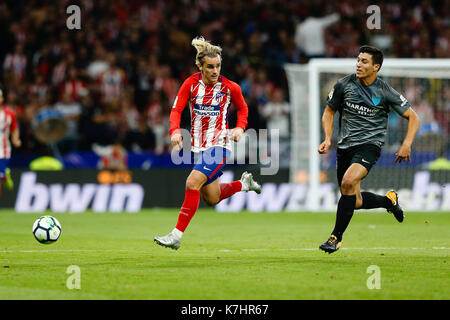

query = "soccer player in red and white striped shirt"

[
  {"left": 154, "top": 37, "right": 261, "bottom": 250},
  {"left": 0, "top": 89, "right": 21, "bottom": 196}
]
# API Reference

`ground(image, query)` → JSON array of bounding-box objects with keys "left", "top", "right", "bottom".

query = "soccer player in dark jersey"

[{"left": 318, "top": 45, "right": 420, "bottom": 254}]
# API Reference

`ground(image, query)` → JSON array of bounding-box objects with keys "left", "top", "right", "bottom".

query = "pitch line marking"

[
  {"left": 220, "top": 247, "right": 450, "bottom": 252},
  {"left": 0, "top": 249, "right": 132, "bottom": 253},
  {"left": 0, "top": 247, "right": 448, "bottom": 254}
]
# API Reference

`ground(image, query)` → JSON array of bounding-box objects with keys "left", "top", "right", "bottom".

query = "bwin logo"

[{"left": 15, "top": 172, "right": 144, "bottom": 213}]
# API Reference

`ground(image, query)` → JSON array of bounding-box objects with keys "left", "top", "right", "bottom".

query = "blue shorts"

[
  {"left": 0, "top": 159, "right": 10, "bottom": 179},
  {"left": 193, "top": 147, "right": 231, "bottom": 185}
]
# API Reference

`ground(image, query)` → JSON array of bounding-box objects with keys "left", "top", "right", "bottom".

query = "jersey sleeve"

[
  {"left": 8, "top": 109, "right": 18, "bottom": 131},
  {"left": 169, "top": 77, "right": 192, "bottom": 135},
  {"left": 230, "top": 82, "right": 248, "bottom": 130},
  {"left": 326, "top": 80, "right": 344, "bottom": 111},
  {"left": 385, "top": 85, "right": 411, "bottom": 115}
]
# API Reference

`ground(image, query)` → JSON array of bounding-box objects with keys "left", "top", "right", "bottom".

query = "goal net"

[{"left": 285, "top": 59, "right": 450, "bottom": 212}]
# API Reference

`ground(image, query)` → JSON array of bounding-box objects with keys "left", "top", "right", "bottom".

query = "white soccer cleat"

[
  {"left": 240, "top": 171, "right": 261, "bottom": 194},
  {"left": 154, "top": 231, "right": 181, "bottom": 250}
]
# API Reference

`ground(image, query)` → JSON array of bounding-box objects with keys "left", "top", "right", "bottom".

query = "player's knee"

[
  {"left": 185, "top": 178, "right": 202, "bottom": 190},
  {"left": 340, "top": 178, "right": 356, "bottom": 194}
]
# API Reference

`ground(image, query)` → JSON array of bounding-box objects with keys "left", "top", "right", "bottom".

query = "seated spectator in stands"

[
  {"left": 145, "top": 91, "right": 167, "bottom": 154},
  {"left": 93, "top": 142, "right": 128, "bottom": 171},
  {"left": 261, "top": 87, "right": 290, "bottom": 139},
  {"left": 295, "top": 12, "right": 340, "bottom": 59},
  {"left": 415, "top": 99, "right": 444, "bottom": 136},
  {"left": 54, "top": 92, "right": 83, "bottom": 154},
  {"left": 3, "top": 43, "right": 27, "bottom": 82},
  {"left": 98, "top": 53, "right": 127, "bottom": 103},
  {"left": 121, "top": 91, "right": 156, "bottom": 152},
  {"left": 59, "top": 66, "right": 88, "bottom": 102},
  {"left": 28, "top": 74, "right": 49, "bottom": 103},
  {"left": 261, "top": 87, "right": 290, "bottom": 167}
]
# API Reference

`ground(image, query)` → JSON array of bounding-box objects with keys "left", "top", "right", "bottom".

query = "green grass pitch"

[{"left": 0, "top": 209, "right": 449, "bottom": 299}]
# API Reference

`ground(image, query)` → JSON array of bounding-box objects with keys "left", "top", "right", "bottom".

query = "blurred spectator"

[
  {"left": 132, "top": 57, "right": 153, "bottom": 112},
  {"left": 153, "top": 64, "right": 179, "bottom": 105},
  {"left": 262, "top": 88, "right": 290, "bottom": 139},
  {"left": 98, "top": 53, "right": 127, "bottom": 103},
  {"left": 295, "top": 12, "right": 340, "bottom": 59},
  {"left": 93, "top": 142, "right": 128, "bottom": 171},
  {"left": 121, "top": 90, "right": 156, "bottom": 152},
  {"left": 415, "top": 99, "right": 444, "bottom": 136},
  {"left": 434, "top": 19, "right": 450, "bottom": 58},
  {"left": 59, "top": 67, "right": 88, "bottom": 102},
  {"left": 251, "top": 69, "right": 274, "bottom": 107},
  {"left": 3, "top": 43, "right": 27, "bottom": 82},
  {"left": 54, "top": 92, "right": 82, "bottom": 154},
  {"left": 261, "top": 87, "right": 290, "bottom": 168},
  {"left": 145, "top": 91, "right": 167, "bottom": 154},
  {"left": 28, "top": 74, "right": 49, "bottom": 103}
]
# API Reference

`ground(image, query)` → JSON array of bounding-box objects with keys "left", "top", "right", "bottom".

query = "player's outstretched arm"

[
  {"left": 318, "top": 105, "right": 336, "bottom": 154},
  {"left": 395, "top": 107, "right": 420, "bottom": 163}
]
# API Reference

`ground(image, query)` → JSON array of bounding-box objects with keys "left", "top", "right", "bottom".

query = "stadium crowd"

[{"left": 0, "top": 0, "right": 448, "bottom": 159}]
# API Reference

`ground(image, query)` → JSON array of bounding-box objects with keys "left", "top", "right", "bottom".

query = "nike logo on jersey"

[
  {"left": 361, "top": 159, "right": 370, "bottom": 164},
  {"left": 172, "top": 96, "right": 178, "bottom": 108},
  {"left": 203, "top": 166, "right": 212, "bottom": 171},
  {"left": 399, "top": 94, "right": 408, "bottom": 106}
]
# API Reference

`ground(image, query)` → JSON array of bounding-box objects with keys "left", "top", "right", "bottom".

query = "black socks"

[
  {"left": 359, "top": 192, "right": 392, "bottom": 209},
  {"left": 331, "top": 192, "right": 392, "bottom": 242},
  {"left": 332, "top": 194, "right": 356, "bottom": 242}
]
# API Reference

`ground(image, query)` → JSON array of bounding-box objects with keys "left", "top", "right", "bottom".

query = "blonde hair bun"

[{"left": 192, "top": 36, "right": 222, "bottom": 67}]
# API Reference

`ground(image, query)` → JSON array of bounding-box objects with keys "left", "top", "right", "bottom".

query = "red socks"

[
  {"left": 219, "top": 181, "right": 242, "bottom": 202},
  {"left": 175, "top": 189, "right": 200, "bottom": 232},
  {"left": 175, "top": 182, "right": 242, "bottom": 233}
]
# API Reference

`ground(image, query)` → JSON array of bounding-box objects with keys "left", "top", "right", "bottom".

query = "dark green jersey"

[{"left": 326, "top": 74, "right": 411, "bottom": 149}]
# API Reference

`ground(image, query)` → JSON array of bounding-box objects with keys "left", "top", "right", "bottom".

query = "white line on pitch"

[
  {"left": 219, "top": 247, "right": 450, "bottom": 252},
  {"left": 0, "top": 249, "right": 132, "bottom": 253},
  {"left": 0, "top": 247, "right": 448, "bottom": 254}
]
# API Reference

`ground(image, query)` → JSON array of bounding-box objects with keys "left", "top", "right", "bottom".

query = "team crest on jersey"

[
  {"left": 371, "top": 96, "right": 381, "bottom": 106},
  {"left": 215, "top": 92, "right": 225, "bottom": 103}
]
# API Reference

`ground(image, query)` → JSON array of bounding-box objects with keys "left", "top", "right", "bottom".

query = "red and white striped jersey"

[
  {"left": 169, "top": 73, "right": 248, "bottom": 152},
  {"left": 60, "top": 79, "right": 87, "bottom": 102},
  {"left": 0, "top": 106, "right": 18, "bottom": 159},
  {"left": 3, "top": 53, "right": 27, "bottom": 80},
  {"left": 98, "top": 68, "right": 127, "bottom": 102}
]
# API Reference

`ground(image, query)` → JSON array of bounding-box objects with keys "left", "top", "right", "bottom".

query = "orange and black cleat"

[
  {"left": 319, "top": 235, "right": 342, "bottom": 254},
  {"left": 385, "top": 190, "right": 404, "bottom": 222}
]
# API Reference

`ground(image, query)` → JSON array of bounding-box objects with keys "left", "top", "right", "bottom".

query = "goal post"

[{"left": 285, "top": 58, "right": 450, "bottom": 212}]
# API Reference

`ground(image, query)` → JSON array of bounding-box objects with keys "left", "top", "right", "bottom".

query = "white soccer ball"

[{"left": 32, "top": 216, "right": 62, "bottom": 244}]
